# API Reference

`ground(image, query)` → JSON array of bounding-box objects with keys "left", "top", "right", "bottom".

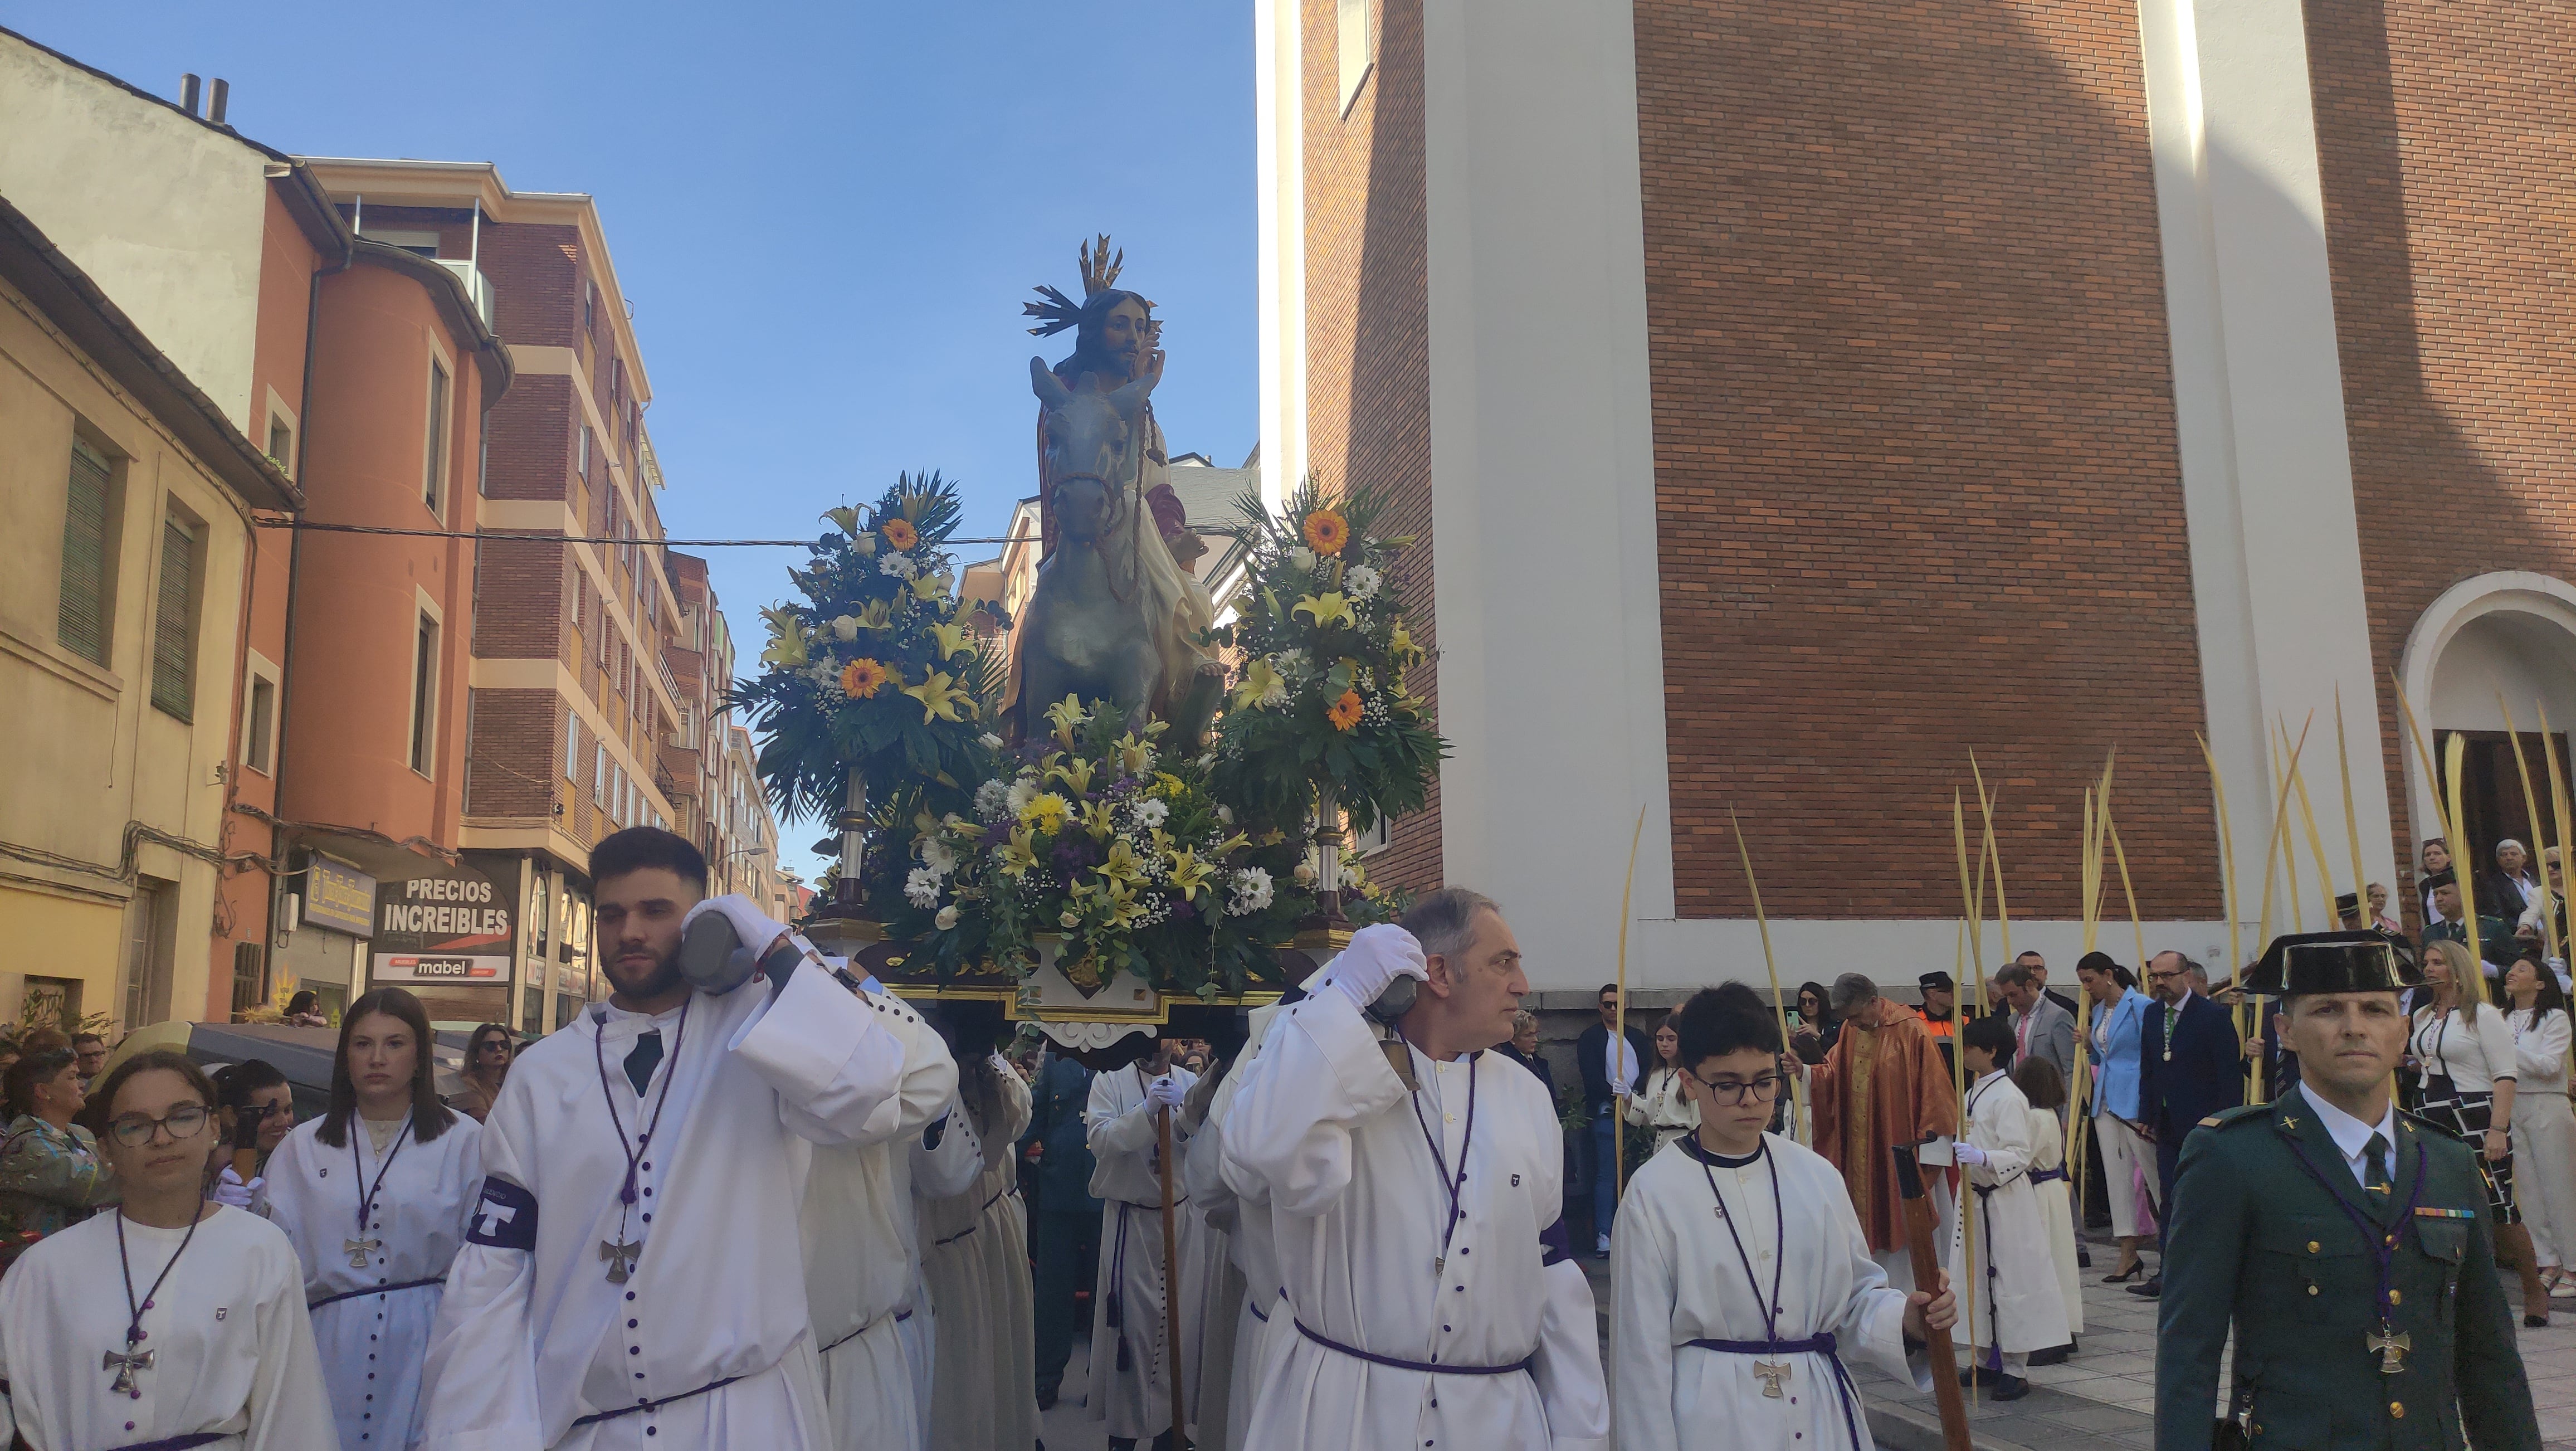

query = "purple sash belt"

[
  {"left": 101, "top": 1434, "right": 228, "bottom": 1451},
  {"left": 2029, "top": 1167, "right": 2070, "bottom": 1184},
  {"left": 1293, "top": 1318, "right": 1535, "bottom": 1376},
  {"left": 311, "top": 1274, "right": 445, "bottom": 1309},
  {"left": 1685, "top": 1333, "right": 1863, "bottom": 1450}
]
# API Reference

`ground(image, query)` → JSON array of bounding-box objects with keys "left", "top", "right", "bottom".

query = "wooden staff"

[
  {"left": 1613, "top": 806, "right": 1646, "bottom": 1199},
  {"left": 1729, "top": 807, "right": 1800, "bottom": 1140},
  {"left": 1156, "top": 1102, "right": 1189, "bottom": 1445},
  {"left": 1894, "top": 1148, "right": 1975, "bottom": 1451}
]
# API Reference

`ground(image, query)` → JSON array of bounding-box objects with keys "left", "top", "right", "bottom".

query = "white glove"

[
  {"left": 679, "top": 894, "right": 799, "bottom": 994},
  {"left": 1146, "top": 1074, "right": 1189, "bottom": 1111},
  {"left": 212, "top": 1166, "right": 263, "bottom": 1209},
  {"left": 1316, "top": 923, "right": 1430, "bottom": 1016},
  {"left": 1952, "top": 1143, "right": 1989, "bottom": 1168}
]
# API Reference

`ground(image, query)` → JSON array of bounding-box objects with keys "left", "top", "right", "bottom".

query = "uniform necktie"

[
  {"left": 2364, "top": 1131, "right": 2392, "bottom": 1210},
  {"left": 624, "top": 1029, "right": 663, "bottom": 1097}
]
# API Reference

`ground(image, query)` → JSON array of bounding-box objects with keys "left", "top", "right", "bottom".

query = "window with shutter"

[
  {"left": 149, "top": 514, "right": 198, "bottom": 719},
  {"left": 57, "top": 439, "right": 114, "bottom": 666},
  {"left": 423, "top": 361, "right": 452, "bottom": 516},
  {"left": 567, "top": 712, "right": 582, "bottom": 781}
]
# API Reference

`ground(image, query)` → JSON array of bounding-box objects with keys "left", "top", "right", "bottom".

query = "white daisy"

[
  {"left": 904, "top": 867, "right": 943, "bottom": 908},
  {"left": 1343, "top": 564, "right": 1382, "bottom": 602}
]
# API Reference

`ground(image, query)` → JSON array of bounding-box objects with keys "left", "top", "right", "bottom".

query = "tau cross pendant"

[
  {"left": 1753, "top": 1360, "right": 1793, "bottom": 1398},
  {"left": 104, "top": 1347, "right": 155, "bottom": 1395},
  {"left": 2367, "top": 1323, "right": 2412, "bottom": 1375},
  {"left": 344, "top": 1236, "right": 381, "bottom": 1269},
  {"left": 601, "top": 1239, "right": 643, "bottom": 1284},
  {"left": 1435, "top": 1255, "right": 1445, "bottom": 1278}
]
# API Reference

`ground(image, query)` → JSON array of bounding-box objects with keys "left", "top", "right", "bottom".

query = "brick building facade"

[{"left": 1256, "top": 0, "right": 2573, "bottom": 994}]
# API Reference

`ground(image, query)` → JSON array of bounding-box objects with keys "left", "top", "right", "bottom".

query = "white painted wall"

[
  {"left": 1419, "top": 0, "right": 1675, "bottom": 991},
  {"left": 1253, "top": 0, "right": 1306, "bottom": 510},
  {"left": 0, "top": 34, "right": 272, "bottom": 431},
  {"left": 2398, "top": 572, "right": 2576, "bottom": 848},
  {"left": 2134, "top": 0, "right": 2401, "bottom": 912}
]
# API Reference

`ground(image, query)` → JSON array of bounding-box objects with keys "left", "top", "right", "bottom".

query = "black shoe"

[
  {"left": 1959, "top": 1363, "right": 2005, "bottom": 1387},
  {"left": 2528, "top": 1314, "right": 2551, "bottom": 1329},
  {"left": 1037, "top": 1385, "right": 1058, "bottom": 1410},
  {"left": 1992, "top": 1374, "right": 2032, "bottom": 1401},
  {"left": 2077, "top": 1247, "right": 2093, "bottom": 1269},
  {"left": 2101, "top": 1261, "right": 2144, "bottom": 1283},
  {"left": 2129, "top": 1275, "right": 2162, "bottom": 1298},
  {"left": 2028, "top": 1343, "right": 2072, "bottom": 1366}
]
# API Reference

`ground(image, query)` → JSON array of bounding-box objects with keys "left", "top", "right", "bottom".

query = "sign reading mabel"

[{"left": 371, "top": 866, "right": 514, "bottom": 985}]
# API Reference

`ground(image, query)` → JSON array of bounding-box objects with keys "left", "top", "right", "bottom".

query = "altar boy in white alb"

[
  {"left": 1612, "top": 983, "right": 1957, "bottom": 1451},
  {"left": 1944, "top": 1014, "right": 2068, "bottom": 1402},
  {"left": 420, "top": 827, "right": 906, "bottom": 1450},
  {"left": 1223, "top": 890, "right": 1609, "bottom": 1451}
]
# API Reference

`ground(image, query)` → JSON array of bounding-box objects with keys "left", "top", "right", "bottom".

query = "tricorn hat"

[{"left": 2239, "top": 929, "right": 2423, "bottom": 996}]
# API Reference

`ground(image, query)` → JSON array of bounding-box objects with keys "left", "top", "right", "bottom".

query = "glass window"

[
  {"left": 58, "top": 438, "right": 115, "bottom": 666},
  {"left": 149, "top": 513, "right": 199, "bottom": 719}
]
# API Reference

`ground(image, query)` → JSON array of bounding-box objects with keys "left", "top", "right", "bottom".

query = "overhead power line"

[{"left": 250, "top": 519, "right": 1234, "bottom": 547}]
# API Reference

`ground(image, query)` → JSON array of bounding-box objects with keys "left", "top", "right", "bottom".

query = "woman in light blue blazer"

[{"left": 2077, "top": 952, "right": 2154, "bottom": 1280}]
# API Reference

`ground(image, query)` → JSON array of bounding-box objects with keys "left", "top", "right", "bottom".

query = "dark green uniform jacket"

[{"left": 2156, "top": 1097, "right": 2540, "bottom": 1450}]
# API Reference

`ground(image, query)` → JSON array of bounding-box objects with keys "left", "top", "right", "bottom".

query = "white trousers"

[{"left": 2093, "top": 1113, "right": 2150, "bottom": 1240}]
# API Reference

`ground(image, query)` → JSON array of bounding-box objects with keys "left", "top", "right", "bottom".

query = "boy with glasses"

[{"left": 1612, "top": 982, "right": 1956, "bottom": 1449}]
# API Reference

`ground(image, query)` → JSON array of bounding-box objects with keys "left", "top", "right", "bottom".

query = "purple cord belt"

[
  {"left": 1292, "top": 1318, "right": 1535, "bottom": 1376},
  {"left": 1685, "top": 1332, "right": 1863, "bottom": 1450},
  {"left": 103, "top": 1434, "right": 230, "bottom": 1451}
]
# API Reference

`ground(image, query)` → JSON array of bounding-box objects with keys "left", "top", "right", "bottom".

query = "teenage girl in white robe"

[
  {"left": 920, "top": 1044, "right": 1037, "bottom": 1451},
  {"left": 263, "top": 987, "right": 482, "bottom": 1451},
  {"left": 1613, "top": 983, "right": 1956, "bottom": 1451},
  {"left": 1944, "top": 1018, "right": 2068, "bottom": 1397},
  {"left": 0, "top": 1049, "right": 336, "bottom": 1451}
]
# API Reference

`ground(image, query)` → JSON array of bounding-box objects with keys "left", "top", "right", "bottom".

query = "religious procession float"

[{"left": 732, "top": 238, "right": 1445, "bottom": 1058}]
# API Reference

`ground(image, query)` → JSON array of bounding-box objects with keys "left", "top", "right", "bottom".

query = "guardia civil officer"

[{"left": 2156, "top": 930, "right": 2540, "bottom": 1449}]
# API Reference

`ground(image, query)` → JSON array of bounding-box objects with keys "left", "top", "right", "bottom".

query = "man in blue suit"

[{"left": 2131, "top": 950, "right": 2243, "bottom": 1298}]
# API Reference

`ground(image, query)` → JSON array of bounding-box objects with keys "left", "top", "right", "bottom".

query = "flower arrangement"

[
  {"left": 867, "top": 696, "right": 1314, "bottom": 1000},
  {"left": 1209, "top": 478, "right": 1448, "bottom": 846},
  {"left": 730, "top": 473, "right": 1006, "bottom": 836}
]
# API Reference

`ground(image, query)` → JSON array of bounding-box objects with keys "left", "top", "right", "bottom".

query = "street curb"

[{"left": 1863, "top": 1395, "right": 2042, "bottom": 1451}]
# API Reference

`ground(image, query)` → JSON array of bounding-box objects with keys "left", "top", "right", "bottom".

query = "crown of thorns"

[{"left": 1023, "top": 233, "right": 1154, "bottom": 337}]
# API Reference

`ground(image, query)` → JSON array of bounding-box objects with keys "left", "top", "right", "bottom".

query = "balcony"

[{"left": 435, "top": 259, "right": 497, "bottom": 331}]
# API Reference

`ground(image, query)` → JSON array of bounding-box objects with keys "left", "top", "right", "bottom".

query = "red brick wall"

[
  {"left": 2306, "top": 0, "right": 2576, "bottom": 917},
  {"left": 1303, "top": 0, "right": 1442, "bottom": 892},
  {"left": 481, "top": 373, "right": 573, "bottom": 504},
  {"left": 1632, "top": 0, "right": 2216, "bottom": 921},
  {"left": 465, "top": 687, "right": 560, "bottom": 819}
]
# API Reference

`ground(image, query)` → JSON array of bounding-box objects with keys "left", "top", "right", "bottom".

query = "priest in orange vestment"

[{"left": 1798, "top": 973, "right": 1959, "bottom": 1288}]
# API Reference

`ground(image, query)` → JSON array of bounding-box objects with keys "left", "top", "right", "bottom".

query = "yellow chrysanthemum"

[
  {"left": 839, "top": 658, "right": 890, "bottom": 699},
  {"left": 881, "top": 518, "right": 919, "bottom": 551},
  {"left": 1327, "top": 689, "right": 1364, "bottom": 732},
  {"left": 1302, "top": 509, "right": 1350, "bottom": 556},
  {"left": 1021, "top": 792, "right": 1071, "bottom": 834}
]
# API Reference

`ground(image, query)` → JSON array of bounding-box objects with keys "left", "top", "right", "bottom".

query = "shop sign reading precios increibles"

[{"left": 370, "top": 870, "right": 516, "bottom": 986}]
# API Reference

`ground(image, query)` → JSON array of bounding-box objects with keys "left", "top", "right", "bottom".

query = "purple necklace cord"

[
  {"left": 350, "top": 1111, "right": 416, "bottom": 1235},
  {"left": 1399, "top": 1033, "right": 1479, "bottom": 1273},
  {"left": 2282, "top": 1132, "right": 2429, "bottom": 1335},
  {"left": 592, "top": 999, "right": 692, "bottom": 1206},
  {"left": 116, "top": 1202, "right": 206, "bottom": 1349},
  {"left": 1698, "top": 1137, "right": 1789, "bottom": 1353}
]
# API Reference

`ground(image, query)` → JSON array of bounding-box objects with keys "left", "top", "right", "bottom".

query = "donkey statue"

[{"left": 1012, "top": 356, "right": 1222, "bottom": 744}]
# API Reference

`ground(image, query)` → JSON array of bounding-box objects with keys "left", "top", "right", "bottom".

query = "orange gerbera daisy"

[
  {"left": 840, "top": 658, "right": 891, "bottom": 699},
  {"left": 1327, "top": 688, "right": 1364, "bottom": 732},
  {"left": 1301, "top": 509, "right": 1350, "bottom": 556},
  {"left": 881, "top": 518, "right": 919, "bottom": 551}
]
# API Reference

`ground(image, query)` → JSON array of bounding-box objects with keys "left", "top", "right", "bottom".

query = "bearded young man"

[
  {"left": 2157, "top": 931, "right": 2539, "bottom": 1450},
  {"left": 1222, "top": 888, "right": 1609, "bottom": 1450},
  {"left": 420, "top": 827, "right": 907, "bottom": 1450}
]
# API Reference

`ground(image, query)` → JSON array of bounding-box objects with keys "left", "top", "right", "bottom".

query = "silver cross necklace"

[
  {"left": 108, "top": 1205, "right": 204, "bottom": 1397},
  {"left": 590, "top": 1000, "right": 690, "bottom": 1284}
]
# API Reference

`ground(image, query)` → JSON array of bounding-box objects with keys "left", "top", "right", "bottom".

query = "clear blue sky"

[{"left": 6, "top": 1, "right": 1257, "bottom": 875}]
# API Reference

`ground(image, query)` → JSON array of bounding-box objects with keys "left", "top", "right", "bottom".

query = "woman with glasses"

[
  {"left": 445, "top": 1025, "right": 515, "bottom": 1123},
  {"left": 0, "top": 1048, "right": 334, "bottom": 1448},
  {"left": 1612, "top": 983, "right": 1957, "bottom": 1450},
  {"left": 262, "top": 988, "right": 482, "bottom": 1449},
  {"left": 1623, "top": 1020, "right": 1702, "bottom": 1155},
  {"left": 0, "top": 1045, "right": 117, "bottom": 1270}
]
